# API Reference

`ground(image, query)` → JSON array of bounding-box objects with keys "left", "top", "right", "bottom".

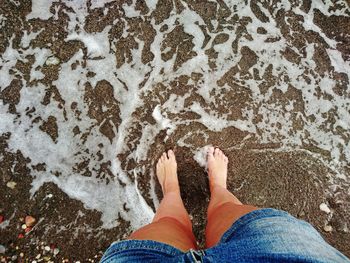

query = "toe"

[
  {"left": 208, "top": 146, "right": 214, "bottom": 156},
  {"left": 214, "top": 147, "right": 220, "bottom": 156},
  {"left": 218, "top": 149, "right": 223, "bottom": 156},
  {"left": 207, "top": 146, "right": 214, "bottom": 161},
  {"left": 168, "top": 149, "right": 175, "bottom": 160},
  {"left": 161, "top": 153, "right": 166, "bottom": 161}
]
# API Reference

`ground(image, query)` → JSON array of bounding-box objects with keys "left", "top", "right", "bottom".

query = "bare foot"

[
  {"left": 156, "top": 150, "right": 179, "bottom": 194},
  {"left": 207, "top": 147, "right": 228, "bottom": 191}
]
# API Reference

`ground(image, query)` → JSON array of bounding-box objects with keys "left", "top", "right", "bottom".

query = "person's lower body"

[
  {"left": 101, "top": 148, "right": 350, "bottom": 263},
  {"left": 128, "top": 147, "right": 257, "bottom": 251}
]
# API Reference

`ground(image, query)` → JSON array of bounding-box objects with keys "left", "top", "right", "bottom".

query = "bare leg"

[
  {"left": 129, "top": 150, "right": 197, "bottom": 251},
  {"left": 205, "top": 147, "right": 258, "bottom": 248}
]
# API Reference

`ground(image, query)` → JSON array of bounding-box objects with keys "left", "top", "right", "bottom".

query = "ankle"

[
  {"left": 163, "top": 181, "right": 180, "bottom": 195},
  {"left": 210, "top": 183, "right": 227, "bottom": 193}
]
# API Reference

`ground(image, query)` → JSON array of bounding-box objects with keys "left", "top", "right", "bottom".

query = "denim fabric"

[{"left": 101, "top": 209, "right": 350, "bottom": 263}]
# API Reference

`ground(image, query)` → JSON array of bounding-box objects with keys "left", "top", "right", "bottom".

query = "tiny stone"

[
  {"left": 47, "top": 194, "right": 53, "bottom": 198},
  {"left": 12, "top": 255, "right": 17, "bottom": 260},
  {"left": 21, "top": 224, "right": 27, "bottom": 229},
  {"left": 324, "top": 225, "right": 333, "bottom": 232},
  {"left": 36, "top": 253, "right": 41, "bottom": 259},
  {"left": 6, "top": 181, "right": 17, "bottom": 189},
  {"left": 0, "top": 245, "right": 6, "bottom": 253},
  {"left": 20, "top": 252, "right": 24, "bottom": 257},
  {"left": 32, "top": 261, "right": 37, "bottom": 263},
  {"left": 15, "top": 246, "right": 19, "bottom": 250},
  {"left": 44, "top": 246, "right": 50, "bottom": 251},
  {"left": 53, "top": 248, "right": 60, "bottom": 255},
  {"left": 319, "top": 203, "right": 331, "bottom": 214}
]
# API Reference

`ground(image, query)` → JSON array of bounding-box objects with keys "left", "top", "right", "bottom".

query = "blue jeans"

[{"left": 101, "top": 209, "right": 350, "bottom": 262}]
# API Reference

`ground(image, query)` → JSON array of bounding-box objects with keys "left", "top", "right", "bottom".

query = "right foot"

[{"left": 207, "top": 147, "right": 228, "bottom": 191}]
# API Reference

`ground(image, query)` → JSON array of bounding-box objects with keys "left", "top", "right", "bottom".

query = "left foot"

[{"left": 156, "top": 150, "right": 179, "bottom": 194}]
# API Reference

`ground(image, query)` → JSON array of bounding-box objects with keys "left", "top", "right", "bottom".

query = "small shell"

[
  {"left": 25, "top": 215, "right": 36, "bottom": 227},
  {"left": 45, "top": 56, "right": 60, "bottom": 66},
  {"left": 324, "top": 225, "right": 333, "bottom": 232},
  {"left": 53, "top": 248, "right": 60, "bottom": 255},
  {"left": 6, "top": 181, "right": 17, "bottom": 189}
]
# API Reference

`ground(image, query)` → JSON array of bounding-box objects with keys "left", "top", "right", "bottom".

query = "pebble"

[
  {"left": 36, "top": 253, "right": 41, "bottom": 259},
  {"left": 53, "top": 248, "right": 60, "bottom": 255},
  {"left": 32, "top": 261, "right": 37, "bottom": 263},
  {"left": 324, "top": 225, "right": 333, "bottom": 232},
  {"left": 11, "top": 255, "right": 17, "bottom": 260},
  {"left": 18, "top": 233, "right": 24, "bottom": 239},
  {"left": 0, "top": 245, "right": 6, "bottom": 253},
  {"left": 21, "top": 224, "right": 27, "bottom": 229},
  {"left": 25, "top": 227, "right": 32, "bottom": 233},
  {"left": 0, "top": 215, "right": 4, "bottom": 224},
  {"left": 319, "top": 203, "right": 331, "bottom": 214},
  {"left": 25, "top": 215, "right": 36, "bottom": 227},
  {"left": 44, "top": 245, "right": 51, "bottom": 251},
  {"left": 20, "top": 252, "right": 24, "bottom": 257},
  {"left": 45, "top": 56, "right": 60, "bottom": 66},
  {"left": 6, "top": 181, "right": 17, "bottom": 189}
]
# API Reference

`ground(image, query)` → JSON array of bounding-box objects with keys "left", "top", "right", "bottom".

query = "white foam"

[
  {"left": 193, "top": 145, "right": 212, "bottom": 169},
  {"left": 0, "top": 36, "right": 19, "bottom": 90},
  {"left": 144, "top": 0, "right": 158, "bottom": 11},
  {"left": 327, "top": 49, "right": 350, "bottom": 74},
  {"left": 26, "top": 0, "right": 55, "bottom": 20},
  {"left": 65, "top": 27, "right": 111, "bottom": 58},
  {"left": 21, "top": 30, "right": 43, "bottom": 48},
  {"left": 1, "top": 0, "right": 350, "bottom": 233},
  {"left": 123, "top": 1, "right": 141, "bottom": 18},
  {"left": 90, "top": 0, "right": 115, "bottom": 9}
]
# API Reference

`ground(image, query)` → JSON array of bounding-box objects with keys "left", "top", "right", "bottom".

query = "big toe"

[
  {"left": 214, "top": 147, "right": 222, "bottom": 157},
  {"left": 207, "top": 146, "right": 214, "bottom": 158}
]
